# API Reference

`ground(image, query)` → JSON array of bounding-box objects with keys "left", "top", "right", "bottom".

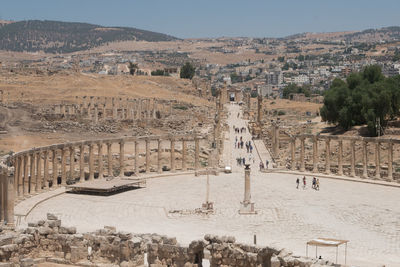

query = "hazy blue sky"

[{"left": 1, "top": 0, "right": 399, "bottom": 38}]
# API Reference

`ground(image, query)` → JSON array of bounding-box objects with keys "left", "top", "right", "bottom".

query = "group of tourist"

[
  {"left": 296, "top": 176, "right": 320, "bottom": 190},
  {"left": 233, "top": 125, "right": 246, "bottom": 134}
]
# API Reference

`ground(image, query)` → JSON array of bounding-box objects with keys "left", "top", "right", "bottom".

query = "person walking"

[
  {"left": 302, "top": 176, "right": 306, "bottom": 189},
  {"left": 296, "top": 177, "right": 300, "bottom": 189},
  {"left": 316, "top": 179, "right": 320, "bottom": 190},
  {"left": 259, "top": 161, "right": 264, "bottom": 171},
  {"left": 312, "top": 177, "right": 316, "bottom": 190},
  {"left": 266, "top": 160, "right": 269, "bottom": 169}
]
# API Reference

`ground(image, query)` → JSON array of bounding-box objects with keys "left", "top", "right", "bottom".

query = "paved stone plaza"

[{"left": 19, "top": 104, "right": 400, "bottom": 267}]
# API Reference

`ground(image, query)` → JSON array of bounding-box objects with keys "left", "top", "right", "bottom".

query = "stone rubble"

[{"left": 0, "top": 214, "right": 342, "bottom": 267}]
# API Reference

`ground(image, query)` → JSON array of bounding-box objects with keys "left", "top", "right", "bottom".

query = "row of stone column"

[
  {"left": 0, "top": 168, "right": 15, "bottom": 226},
  {"left": 290, "top": 136, "right": 394, "bottom": 181},
  {"left": 12, "top": 137, "right": 202, "bottom": 199}
]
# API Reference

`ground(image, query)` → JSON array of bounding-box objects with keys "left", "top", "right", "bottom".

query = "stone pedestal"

[{"left": 239, "top": 165, "right": 257, "bottom": 215}]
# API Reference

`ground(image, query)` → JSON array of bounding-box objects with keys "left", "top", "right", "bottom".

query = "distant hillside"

[
  {"left": 282, "top": 26, "right": 400, "bottom": 43},
  {"left": 0, "top": 20, "right": 178, "bottom": 53}
]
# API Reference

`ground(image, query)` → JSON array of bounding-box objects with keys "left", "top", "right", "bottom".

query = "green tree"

[
  {"left": 128, "top": 61, "right": 138, "bottom": 75},
  {"left": 180, "top": 62, "right": 195, "bottom": 79},
  {"left": 320, "top": 65, "right": 400, "bottom": 136}
]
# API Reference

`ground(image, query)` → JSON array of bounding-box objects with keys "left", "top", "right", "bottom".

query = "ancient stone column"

[
  {"left": 119, "top": 140, "right": 125, "bottom": 176},
  {"left": 157, "top": 139, "right": 162, "bottom": 174},
  {"left": 87, "top": 104, "right": 92, "bottom": 120},
  {"left": 69, "top": 146, "right": 75, "bottom": 181},
  {"left": 387, "top": 141, "right": 393, "bottom": 181},
  {"left": 145, "top": 138, "right": 150, "bottom": 173},
  {"left": 5, "top": 171, "right": 15, "bottom": 227},
  {"left": 36, "top": 151, "right": 42, "bottom": 192},
  {"left": 350, "top": 140, "right": 356, "bottom": 177},
  {"left": 170, "top": 138, "right": 176, "bottom": 172},
  {"left": 18, "top": 156, "right": 23, "bottom": 196},
  {"left": 43, "top": 150, "right": 49, "bottom": 189},
  {"left": 362, "top": 140, "right": 368, "bottom": 178},
  {"left": 182, "top": 139, "right": 187, "bottom": 171},
  {"left": 300, "top": 137, "right": 305, "bottom": 172},
  {"left": 195, "top": 137, "right": 200, "bottom": 171},
  {"left": 338, "top": 140, "right": 343, "bottom": 176},
  {"left": 257, "top": 95, "right": 262, "bottom": 125},
  {"left": 325, "top": 138, "right": 331, "bottom": 174},
  {"left": 0, "top": 173, "right": 4, "bottom": 222},
  {"left": 239, "top": 165, "right": 256, "bottom": 214},
  {"left": 375, "top": 142, "right": 381, "bottom": 179},
  {"left": 98, "top": 142, "right": 103, "bottom": 179},
  {"left": 61, "top": 148, "right": 67, "bottom": 186},
  {"left": 135, "top": 141, "right": 139, "bottom": 175},
  {"left": 273, "top": 125, "right": 279, "bottom": 156},
  {"left": 290, "top": 138, "right": 296, "bottom": 170},
  {"left": 13, "top": 157, "right": 19, "bottom": 195},
  {"left": 94, "top": 105, "right": 98, "bottom": 124},
  {"left": 24, "top": 154, "right": 29, "bottom": 196},
  {"left": 107, "top": 143, "right": 112, "bottom": 177},
  {"left": 312, "top": 136, "right": 318, "bottom": 172},
  {"left": 79, "top": 144, "right": 85, "bottom": 182},
  {"left": 89, "top": 144, "right": 94, "bottom": 181},
  {"left": 30, "top": 153, "right": 36, "bottom": 194}
]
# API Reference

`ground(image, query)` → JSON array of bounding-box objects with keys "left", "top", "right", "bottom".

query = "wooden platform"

[{"left": 66, "top": 177, "right": 146, "bottom": 195}]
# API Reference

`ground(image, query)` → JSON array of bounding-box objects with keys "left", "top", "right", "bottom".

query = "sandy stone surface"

[{"left": 20, "top": 104, "right": 400, "bottom": 267}]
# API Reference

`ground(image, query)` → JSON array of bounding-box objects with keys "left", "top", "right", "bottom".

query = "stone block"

[
  {"left": 38, "top": 226, "right": 53, "bottom": 235},
  {"left": 20, "top": 258, "right": 34, "bottom": 267},
  {"left": 0, "top": 233, "right": 16, "bottom": 246},
  {"left": 47, "top": 219, "right": 61, "bottom": 228},
  {"left": 47, "top": 213, "right": 58, "bottom": 220}
]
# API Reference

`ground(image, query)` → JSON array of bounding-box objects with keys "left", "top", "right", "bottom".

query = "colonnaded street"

[{"left": 21, "top": 104, "right": 400, "bottom": 267}]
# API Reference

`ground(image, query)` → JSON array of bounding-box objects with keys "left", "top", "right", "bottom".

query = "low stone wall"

[{"left": 0, "top": 215, "right": 341, "bottom": 267}]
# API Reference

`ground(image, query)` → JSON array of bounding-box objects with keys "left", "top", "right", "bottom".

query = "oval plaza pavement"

[{"left": 20, "top": 104, "right": 400, "bottom": 267}]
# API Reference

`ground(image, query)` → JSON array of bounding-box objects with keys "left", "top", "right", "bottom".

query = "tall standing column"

[
  {"left": 387, "top": 141, "right": 393, "bottom": 181},
  {"left": 107, "top": 143, "right": 113, "bottom": 177},
  {"left": 145, "top": 138, "right": 150, "bottom": 173},
  {"left": 23, "top": 154, "right": 29, "bottom": 196},
  {"left": 170, "top": 138, "right": 176, "bottom": 172},
  {"left": 312, "top": 136, "right": 318, "bottom": 173},
  {"left": 350, "top": 140, "right": 356, "bottom": 177},
  {"left": 69, "top": 146, "right": 75, "bottom": 181},
  {"left": 195, "top": 137, "right": 200, "bottom": 171},
  {"left": 6, "top": 171, "right": 15, "bottom": 227},
  {"left": 290, "top": 138, "right": 296, "bottom": 170},
  {"left": 119, "top": 140, "right": 125, "bottom": 176},
  {"left": 30, "top": 153, "right": 35, "bottom": 194},
  {"left": 98, "top": 142, "right": 103, "bottom": 179},
  {"left": 182, "top": 139, "right": 187, "bottom": 171},
  {"left": 362, "top": 140, "right": 368, "bottom": 178},
  {"left": 375, "top": 142, "right": 381, "bottom": 179},
  {"left": 43, "top": 150, "right": 49, "bottom": 189},
  {"left": 89, "top": 144, "right": 94, "bottom": 181},
  {"left": 325, "top": 138, "right": 331, "bottom": 174},
  {"left": 338, "top": 140, "right": 343, "bottom": 176},
  {"left": 0, "top": 173, "right": 4, "bottom": 222},
  {"left": 79, "top": 144, "right": 85, "bottom": 182},
  {"left": 135, "top": 141, "right": 139, "bottom": 175},
  {"left": 273, "top": 125, "right": 279, "bottom": 156},
  {"left": 13, "top": 157, "right": 19, "bottom": 195},
  {"left": 94, "top": 105, "right": 98, "bottom": 124},
  {"left": 157, "top": 139, "right": 162, "bottom": 174},
  {"left": 36, "top": 151, "right": 42, "bottom": 192},
  {"left": 61, "top": 147, "right": 67, "bottom": 186},
  {"left": 16, "top": 156, "right": 24, "bottom": 197},
  {"left": 239, "top": 165, "right": 256, "bottom": 214},
  {"left": 300, "top": 137, "right": 305, "bottom": 172},
  {"left": 18, "top": 156, "right": 23, "bottom": 196}
]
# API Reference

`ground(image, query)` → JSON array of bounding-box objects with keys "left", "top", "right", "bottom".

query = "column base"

[
  {"left": 239, "top": 202, "right": 257, "bottom": 215},
  {"left": 202, "top": 201, "right": 214, "bottom": 212}
]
